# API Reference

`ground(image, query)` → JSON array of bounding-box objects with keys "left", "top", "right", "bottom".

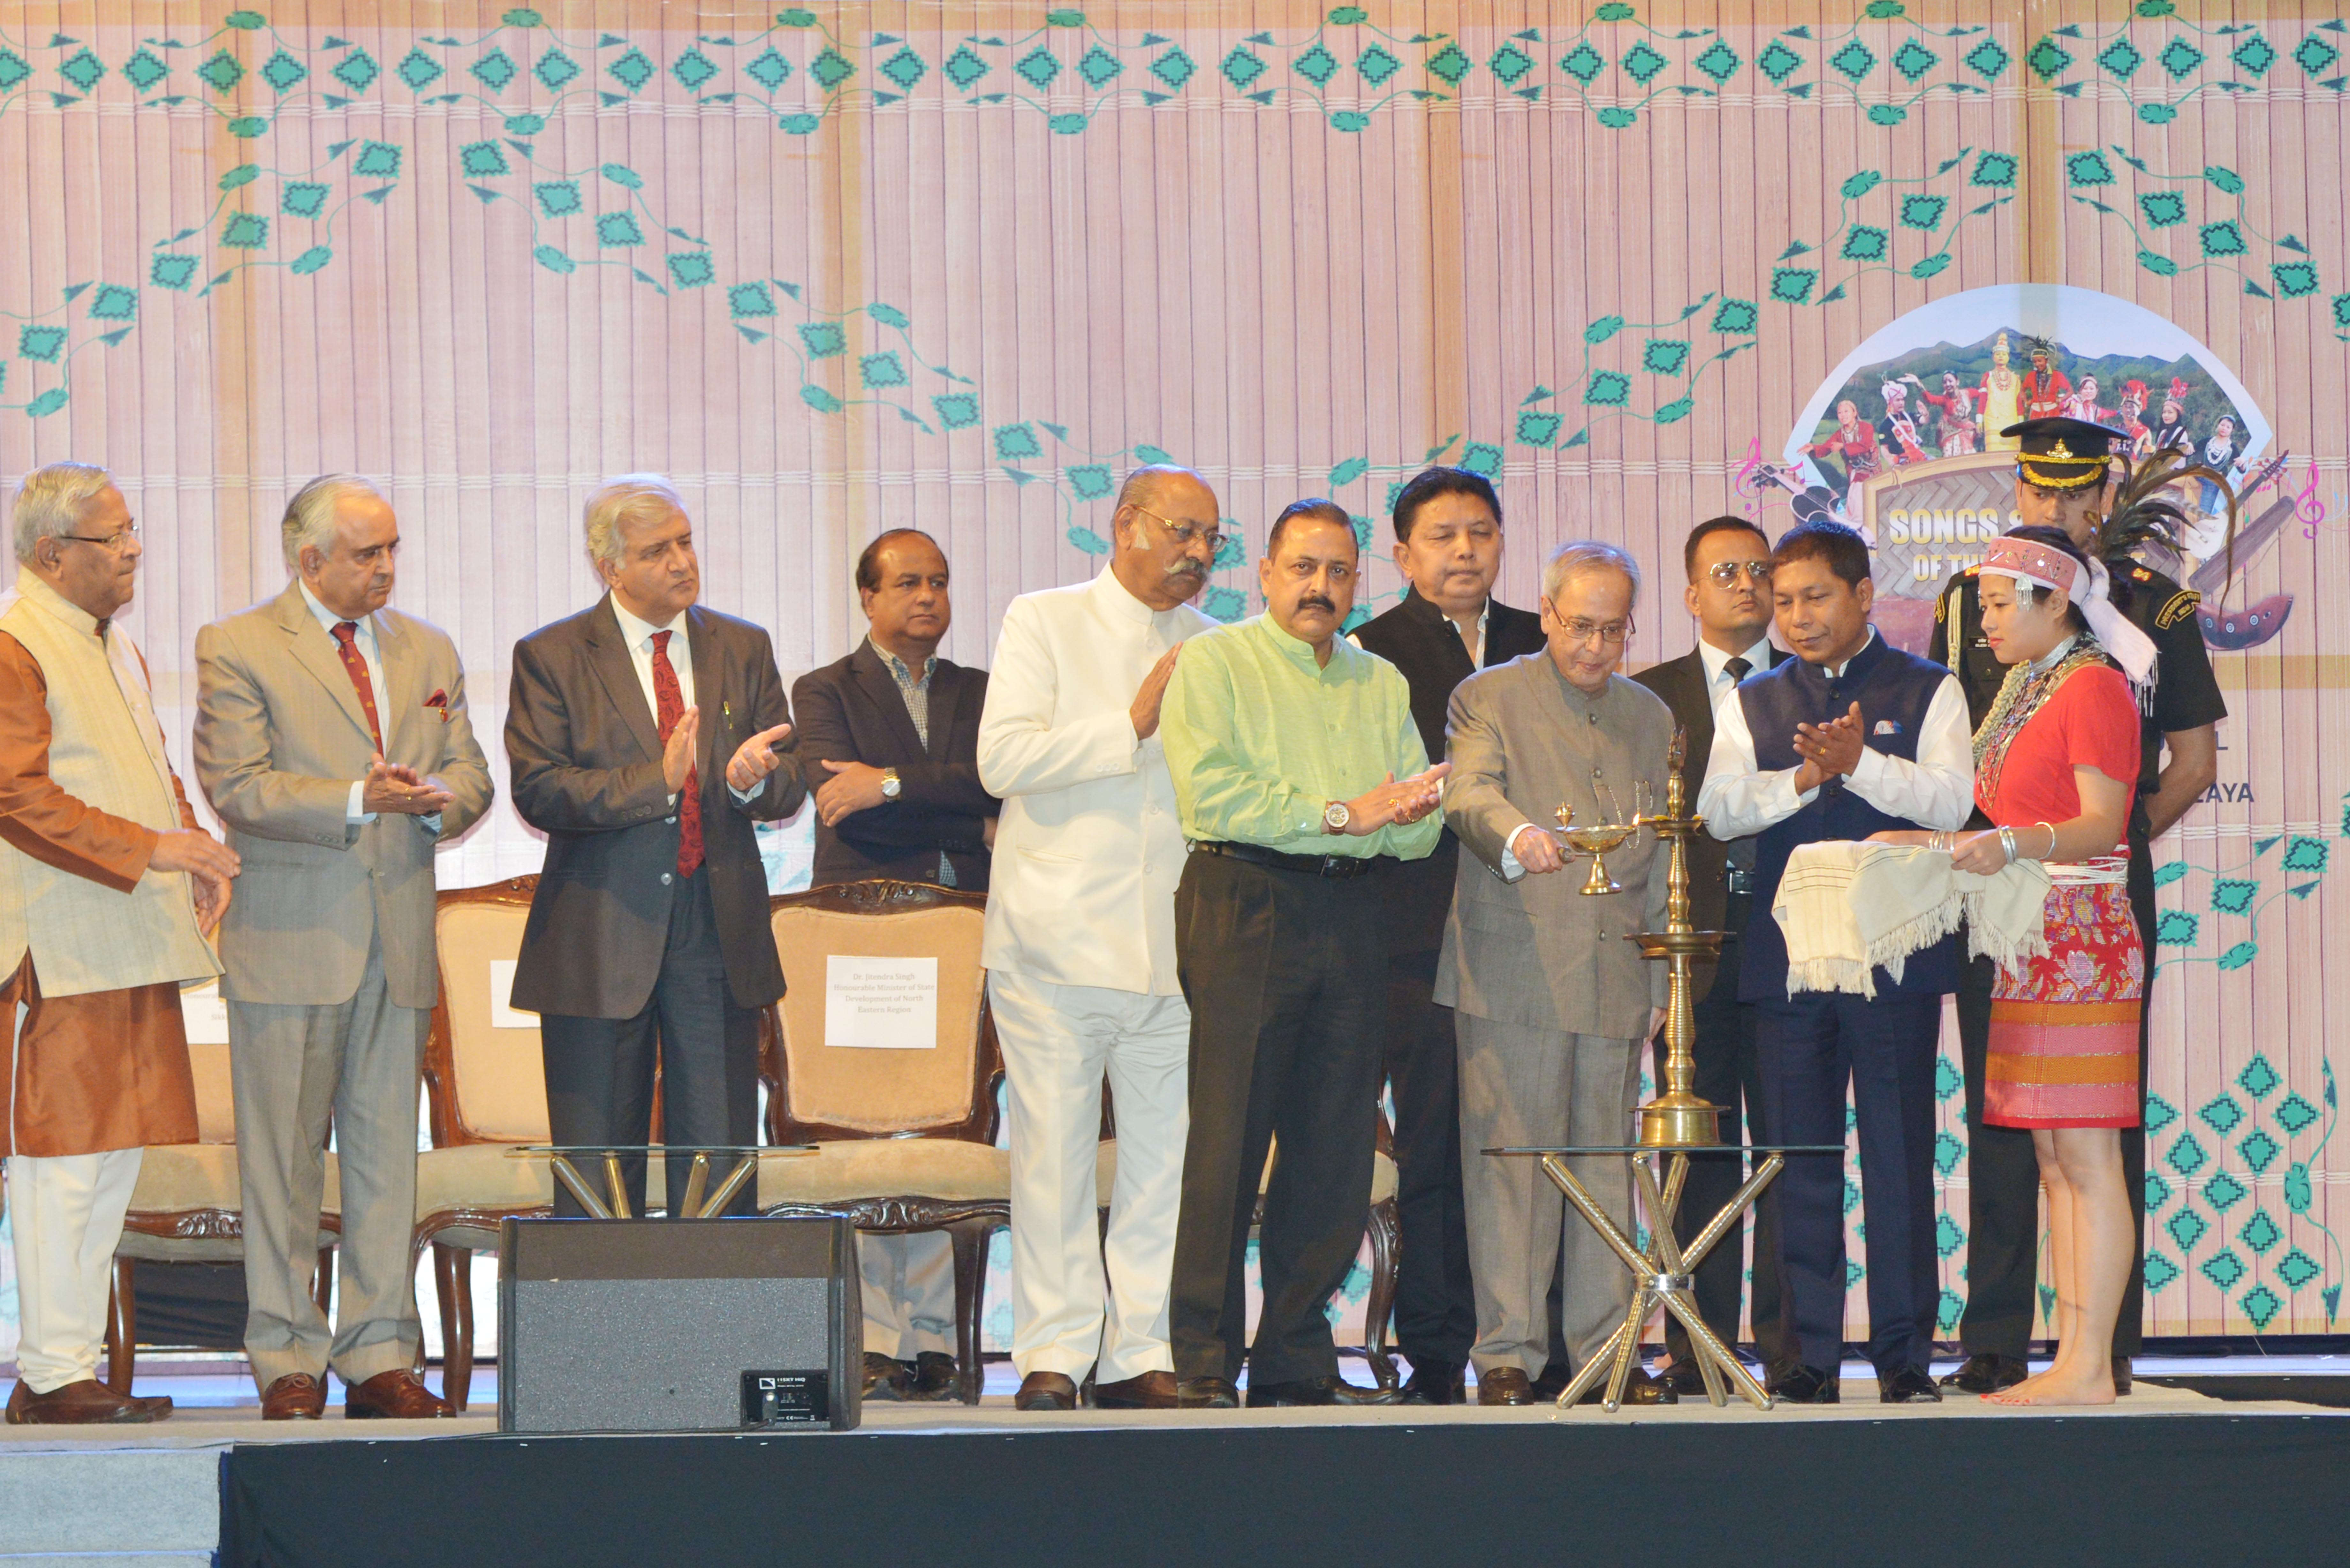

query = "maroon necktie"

[
  {"left": 649, "top": 630, "right": 704, "bottom": 878},
  {"left": 331, "top": 622, "right": 384, "bottom": 754}
]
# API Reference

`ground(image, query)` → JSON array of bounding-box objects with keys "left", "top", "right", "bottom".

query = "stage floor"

[
  {"left": 10, "top": 1356, "right": 2349, "bottom": 1568},
  {"left": 10, "top": 1350, "right": 2350, "bottom": 1438}
]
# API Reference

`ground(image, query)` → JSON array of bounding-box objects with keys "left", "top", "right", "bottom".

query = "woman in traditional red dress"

[{"left": 1876, "top": 524, "right": 2153, "bottom": 1405}]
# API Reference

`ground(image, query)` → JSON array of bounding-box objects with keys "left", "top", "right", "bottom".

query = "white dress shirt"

[
  {"left": 1697, "top": 628, "right": 1974, "bottom": 840},
  {"left": 299, "top": 582, "right": 388, "bottom": 825},
  {"left": 977, "top": 567, "right": 1214, "bottom": 995},
  {"left": 1699, "top": 633, "right": 1775, "bottom": 716},
  {"left": 608, "top": 595, "right": 759, "bottom": 806}
]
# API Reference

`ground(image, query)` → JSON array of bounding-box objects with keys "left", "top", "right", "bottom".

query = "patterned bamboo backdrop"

[{"left": 1, "top": 0, "right": 2345, "bottom": 1341}]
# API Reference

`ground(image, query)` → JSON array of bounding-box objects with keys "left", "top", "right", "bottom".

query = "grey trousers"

[
  {"left": 229, "top": 939, "right": 426, "bottom": 1391},
  {"left": 1456, "top": 1014, "right": 1641, "bottom": 1381}
]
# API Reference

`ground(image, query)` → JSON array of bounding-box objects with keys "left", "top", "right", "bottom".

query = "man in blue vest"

[{"left": 1697, "top": 521, "right": 1973, "bottom": 1404}]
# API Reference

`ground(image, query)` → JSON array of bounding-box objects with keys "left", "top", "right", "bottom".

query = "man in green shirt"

[{"left": 1160, "top": 499, "right": 1449, "bottom": 1408}]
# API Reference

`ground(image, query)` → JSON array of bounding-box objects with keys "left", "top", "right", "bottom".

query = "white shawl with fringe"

[{"left": 1772, "top": 842, "right": 2054, "bottom": 999}]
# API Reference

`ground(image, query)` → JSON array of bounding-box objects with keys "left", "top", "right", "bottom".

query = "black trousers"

[
  {"left": 1957, "top": 847, "right": 2157, "bottom": 1359},
  {"left": 1170, "top": 853, "right": 1386, "bottom": 1386},
  {"left": 1381, "top": 950, "right": 1476, "bottom": 1367},
  {"left": 1649, "top": 903, "right": 1788, "bottom": 1368},
  {"left": 539, "top": 869, "right": 762, "bottom": 1219},
  {"left": 1758, "top": 992, "right": 1944, "bottom": 1377}
]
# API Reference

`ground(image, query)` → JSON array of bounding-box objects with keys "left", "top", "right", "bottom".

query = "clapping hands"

[
  {"left": 1791, "top": 702, "right": 1866, "bottom": 795},
  {"left": 1336, "top": 763, "right": 1452, "bottom": 836}
]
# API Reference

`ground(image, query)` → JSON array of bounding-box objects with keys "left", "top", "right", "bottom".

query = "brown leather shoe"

[
  {"left": 1093, "top": 1370, "right": 1179, "bottom": 1409},
  {"left": 260, "top": 1373, "right": 327, "bottom": 1420},
  {"left": 1013, "top": 1371, "right": 1079, "bottom": 1411},
  {"left": 343, "top": 1370, "right": 453, "bottom": 1419},
  {"left": 4, "top": 1378, "right": 173, "bottom": 1425},
  {"left": 1477, "top": 1367, "right": 1534, "bottom": 1406}
]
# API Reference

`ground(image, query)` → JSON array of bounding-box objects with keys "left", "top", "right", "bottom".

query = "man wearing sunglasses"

[{"left": 1630, "top": 517, "right": 1789, "bottom": 1395}]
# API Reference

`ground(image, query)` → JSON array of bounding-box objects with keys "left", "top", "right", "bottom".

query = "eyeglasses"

[
  {"left": 1544, "top": 602, "right": 1635, "bottom": 647},
  {"left": 56, "top": 522, "right": 140, "bottom": 554},
  {"left": 1128, "top": 505, "right": 1224, "bottom": 554},
  {"left": 1705, "top": 561, "right": 1773, "bottom": 588}
]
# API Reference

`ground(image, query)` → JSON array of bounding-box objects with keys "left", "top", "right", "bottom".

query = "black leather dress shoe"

[
  {"left": 1659, "top": 1360, "right": 1712, "bottom": 1398},
  {"left": 907, "top": 1352, "right": 958, "bottom": 1402},
  {"left": 1397, "top": 1359, "right": 1465, "bottom": 1406},
  {"left": 1938, "top": 1352, "right": 2027, "bottom": 1395},
  {"left": 1767, "top": 1365, "right": 1840, "bottom": 1404},
  {"left": 1477, "top": 1367, "right": 1533, "bottom": 1406},
  {"left": 2113, "top": 1356, "right": 2133, "bottom": 1396},
  {"left": 863, "top": 1352, "right": 910, "bottom": 1402},
  {"left": 1013, "top": 1371, "right": 1078, "bottom": 1411},
  {"left": 1176, "top": 1376, "right": 1239, "bottom": 1409},
  {"left": 1572, "top": 1365, "right": 1677, "bottom": 1406},
  {"left": 1245, "top": 1375, "right": 1397, "bottom": 1408},
  {"left": 1877, "top": 1364, "right": 1943, "bottom": 1404}
]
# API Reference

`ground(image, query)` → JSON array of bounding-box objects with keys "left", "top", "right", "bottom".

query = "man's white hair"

[
  {"left": 1542, "top": 539, "right": 1641, "bottom": 608},
  {"left": 281, "top": 474, "right": 386, "bottom": 572},
  {"left": 12, "top": 462, "right": 115, "bottom": 564},
  {"left": 584, "top": 474, "right": 688, "bottom": 567}
]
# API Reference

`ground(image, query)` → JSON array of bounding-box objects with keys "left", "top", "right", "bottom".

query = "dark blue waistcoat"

[{"left": 1737, "top": 632, "right": 1960, "bottom": 1003}]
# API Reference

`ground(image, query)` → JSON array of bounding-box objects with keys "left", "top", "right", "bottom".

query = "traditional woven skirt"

[{"left": 1986, "top": 879, "right": 2144, "bottom": 1129}]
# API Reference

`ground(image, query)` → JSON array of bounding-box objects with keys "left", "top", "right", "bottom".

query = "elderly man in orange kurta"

[{"left": 1, "top": 464, "right": 240, "bottom": 1425}]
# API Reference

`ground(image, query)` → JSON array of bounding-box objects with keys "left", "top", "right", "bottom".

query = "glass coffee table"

[{"left": 1482, "top": 1143, "right": 1846, "bottom": 1411}]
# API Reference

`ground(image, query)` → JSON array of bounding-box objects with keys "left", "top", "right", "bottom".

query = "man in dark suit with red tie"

[
  {"left": 1631, "top": 516, "right": 1789, "bottom": 1394},
  {"left": 504, "top": 475, "right": 805, "bottom": 1219},
  {"left": 1349, "top": 467, "right": 1545, "bottom": 1405}
]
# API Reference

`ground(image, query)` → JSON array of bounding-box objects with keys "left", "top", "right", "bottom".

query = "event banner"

[{"left": 0, "top": 2, "right": 2343, "bottom": 1344}]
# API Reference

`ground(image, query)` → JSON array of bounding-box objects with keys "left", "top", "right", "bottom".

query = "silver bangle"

[{"left": 1998, "top": 826, "right": 2018, "bottom": 864}]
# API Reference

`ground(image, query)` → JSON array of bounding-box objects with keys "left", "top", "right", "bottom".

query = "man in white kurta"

[{"left": 976, "top": 466, "right": 1219, "bottom": 1411}]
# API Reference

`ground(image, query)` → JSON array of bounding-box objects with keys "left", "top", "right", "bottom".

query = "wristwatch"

[
  {"left": 1323, "top": 800, "right": 1351, "bottom": 835},
  {"left": 880, "top": 767, "right": 902, "bottom": 801}
]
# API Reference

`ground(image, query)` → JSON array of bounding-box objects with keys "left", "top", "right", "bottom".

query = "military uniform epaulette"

[{"left": 2108, "top": 558, "right": 2200, "bottom": 631}]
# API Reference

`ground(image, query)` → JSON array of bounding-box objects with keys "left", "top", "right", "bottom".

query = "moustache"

[{"left": 1298, "top": 596, "right": 1336, "bottom": 614}]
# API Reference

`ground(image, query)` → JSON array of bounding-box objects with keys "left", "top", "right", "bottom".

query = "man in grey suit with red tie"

[
  {"left": 1630, "top": 516, "right": 1788, "bottom": 1394},
  {"left": 504, "top": 475, "right": 804, "bottom": 1218},
  {"left": 197, "top": 474, "right": 493, "bottom": 1420}
]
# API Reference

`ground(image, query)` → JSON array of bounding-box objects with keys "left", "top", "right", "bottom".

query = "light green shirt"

[{"left": 1160, "top": 613, "right": 1441, "bottom": 860}]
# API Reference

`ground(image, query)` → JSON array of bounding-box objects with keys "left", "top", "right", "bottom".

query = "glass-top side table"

[{"left": 1483, "top": 1143, "right": 1847, "bottom": 1411}]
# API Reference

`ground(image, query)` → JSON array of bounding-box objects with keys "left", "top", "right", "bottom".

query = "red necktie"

[
  {"left": 649, "top": 630, "right": 703, "bottom": 878},
  {"left": 331, "top": 622, "right": 385, "bottom": 754}
]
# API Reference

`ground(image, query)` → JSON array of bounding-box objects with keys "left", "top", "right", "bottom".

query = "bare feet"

[{"left": 1985, "top": 1361, "right": 2116, "bottom": 1406}]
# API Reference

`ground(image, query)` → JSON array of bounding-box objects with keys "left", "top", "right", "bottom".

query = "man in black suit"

[
  {"left": 1631, "top": 515, "right": 1789, "bottom": 1394},
  {"left": 505, "top": 475, "right": 805, "bottom": 1219},
  {"left": 1349, "top": 467, "right": 1545, "bottom": 1405},
  {"left": 794, "top": 528, "right": 997, "bottom": 892},
  {"left": 792, "top": 527, "right": 997, "bottom": 1403}
]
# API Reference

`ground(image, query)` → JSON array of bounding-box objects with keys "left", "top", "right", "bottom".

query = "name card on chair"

[
  {"left": 180, "top": 980, "right": 231, "bottom": 1044},
  {"left": 488, "top": 960, "right": 540, "bottom": 1030},
  {"left": 823, "top": 956, "right": 938, "bottom": 1050}
]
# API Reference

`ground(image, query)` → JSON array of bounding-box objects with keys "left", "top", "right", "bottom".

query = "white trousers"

[
  {"left": 860, "top": 1232, "right": 956, "bottom": 1360},
  {"left": 989, "top": 971, "right": 1190, "bottom": 1383},
  {"left": 5, "top": 1148, "right": 143, "bottom": 1393}
]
